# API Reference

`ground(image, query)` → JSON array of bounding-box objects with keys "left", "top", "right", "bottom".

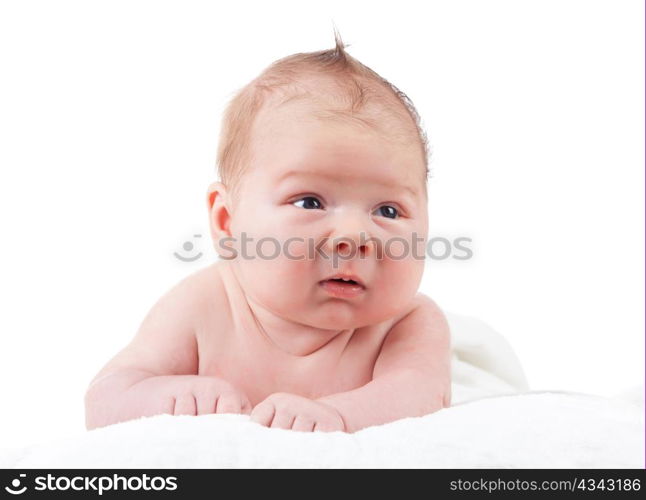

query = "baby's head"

[{"left": 208, "top": 30, "right": 430, "bottom": 330}]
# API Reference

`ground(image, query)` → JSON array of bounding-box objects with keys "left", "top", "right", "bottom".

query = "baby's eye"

[
  {"left": 374, "top": 205, "right": 399, "bottom": 219},
  {"left": 292, "top": 196, "right": 323, "bottom": 210}
]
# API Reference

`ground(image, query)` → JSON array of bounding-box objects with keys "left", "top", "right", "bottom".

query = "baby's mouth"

[
  {"left": 327, "top": 278, "right": 360, "bottom": 286},
  {"left": 318, "top": 275, "right": 366, "bottom": 298},
  {"left": 319, "top": 273, "right": 365, "bottom": 288}
]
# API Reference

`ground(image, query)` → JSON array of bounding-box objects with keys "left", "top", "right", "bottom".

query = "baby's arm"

[
  {"left": 316, "top": 294, "right": 451, "bottom": 433},
  {"left": 84, "top": 273, "right": 251, "bottom": 430}
]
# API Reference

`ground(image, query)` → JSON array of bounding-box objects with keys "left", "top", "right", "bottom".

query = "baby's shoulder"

[
  {"left": 175, "top": 261, "right": 229, "bottom": 311},
  {"left": 360, "top": 293, "right": 440, "bottom": 341},
  {"left": 410, "top": 292, "right": 443, "bottom": 312},
  {"left": 182, "top": 261, "right": 237, "bottom": 334},
  {"left": 147, "top": 262, "right": 228, "bottom": 333},
  {"left": 386, "top": 292, "right": 447, "bottom": 331},
  {"left": 397, "top": 291, "right": 438, "bottom": 317}
]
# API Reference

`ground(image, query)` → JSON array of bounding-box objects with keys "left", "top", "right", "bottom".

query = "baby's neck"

[
  {"left": 245, "top": 295, "right": 354, "bottom": 357},
  {"left": 221, "top": 262, "right": 354, "bottom": 357}
]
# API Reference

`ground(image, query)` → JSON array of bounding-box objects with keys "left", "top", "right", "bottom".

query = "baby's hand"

[
  {"left": 171, "top": 376, "right": 252, "bottom": 416},
  {"left": 250, "top": 392, "right": 345, "bottom": 432}
]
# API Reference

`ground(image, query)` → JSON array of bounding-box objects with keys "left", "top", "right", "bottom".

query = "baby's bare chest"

[{"left": 195, "top": 324, "right": 388, "bottom": 407}]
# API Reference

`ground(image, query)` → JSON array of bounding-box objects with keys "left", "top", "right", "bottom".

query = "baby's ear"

[{"left": 206, "top": 181, "right": 232, "bottom": 239}]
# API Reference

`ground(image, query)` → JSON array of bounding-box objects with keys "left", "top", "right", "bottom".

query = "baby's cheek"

[
  {"left": 282, "top": 237, "right": 309, "bottom": 261},
  {"left": 382, "top": 238, "right": 408, "bottom": 260},
  {"left": 380, "top": 253, "right": 425, "bottom": 298}
]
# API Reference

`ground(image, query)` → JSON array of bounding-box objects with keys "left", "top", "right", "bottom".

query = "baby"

[{"left": 84, "top": 32, "right": 451, "bottom": 433}]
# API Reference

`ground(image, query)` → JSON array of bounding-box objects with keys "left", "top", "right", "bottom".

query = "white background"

[{"left": 0, "top": 0, "right": 643, "bottom": 449}]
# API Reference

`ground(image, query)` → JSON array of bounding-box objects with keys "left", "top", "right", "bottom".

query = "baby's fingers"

[
  {"left": 195, "top": 394, "right": 217, "bottom": 416},
  {"left": 250, "top": 401, "right": 275, "bottom": 427},
  {"left": 313, "top": 419, "right": 344, "bottom": 433},
  {"left": 269, "top": 409, "right": 294, "bottom": 430},
  {"left": 173, "top": 394, "right": 196, "bottom": 416},
  {"left": 240, "top": 395, "right": 253, "bottom": 415},
  {"left": 291, "top": 416, "right": 315, "bottom": 432},
  {"left": 216, "top": 392, "right": 244, "bottom": 414}
]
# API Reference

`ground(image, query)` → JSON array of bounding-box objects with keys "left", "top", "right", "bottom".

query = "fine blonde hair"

[{"left": 216, "top": 27, "right": 430, "bottom": 200}]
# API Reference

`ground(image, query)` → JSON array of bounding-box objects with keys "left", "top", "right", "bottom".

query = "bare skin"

[{"left": 85, "top": 98, "right": 452, "bottom": 433}]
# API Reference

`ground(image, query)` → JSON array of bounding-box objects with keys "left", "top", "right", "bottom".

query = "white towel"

[
  {"left": 3, "top": 391, "right": 642, "bottom": 468},
  {"left": 446, "top": 311, "right": 529, "bottom": 403},
  {"left": 2, "top": 312, "right": 642, "bottom": 468}
]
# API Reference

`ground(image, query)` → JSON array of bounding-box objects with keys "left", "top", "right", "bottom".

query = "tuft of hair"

[{"left": 216, "top": 25, "right": 430, "bottom": 201}]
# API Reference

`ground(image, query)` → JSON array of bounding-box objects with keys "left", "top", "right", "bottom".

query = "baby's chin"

[
  {"left": 282, "top": 299, "right": 409, "bottom": 331},
  {"left": 237, "top": 268, "right": 418, "bottom": 329}
]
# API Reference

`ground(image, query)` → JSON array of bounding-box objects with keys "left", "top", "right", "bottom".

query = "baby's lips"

[
  {"left": 319, "top": 272, "right": 366, "bottom": 289},
  {"left": 319, "top": 278, "right": 366, "bottom": 299}
]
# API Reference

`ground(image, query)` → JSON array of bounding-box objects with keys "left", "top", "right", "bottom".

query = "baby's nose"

[
  {"left": 327, "top": 217, "right": 378, "bottom": 257},
  {"left": 333, "top": 237, "right": 372, "bottom": 256}
]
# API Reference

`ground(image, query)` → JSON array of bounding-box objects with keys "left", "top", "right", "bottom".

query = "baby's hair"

[{"left": 216, "top": 26, "right": 430, "bottom": 201}]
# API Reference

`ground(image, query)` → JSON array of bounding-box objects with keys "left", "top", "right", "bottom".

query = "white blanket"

[{"left": 2, "top": 312, "right": 643, "bottom": 468}]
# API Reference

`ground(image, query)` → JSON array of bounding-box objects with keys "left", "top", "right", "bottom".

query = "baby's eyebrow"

[{"left": 277, "top": 170, "right": 419, "bottom": 198}]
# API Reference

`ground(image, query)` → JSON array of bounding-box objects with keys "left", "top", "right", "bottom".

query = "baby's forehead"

[
  {"left": 248, "top": 120, "right": 422, "bottom": 198},
  {"left": 253, "top": 97, "right": 419, "bottom": 156},
  {"left": 246, "top": 85, "right": 427, "bottom": 192},
  {"left": 255, "top": 105, "right": 415, "bottom": 162},
  {"left": 269, "top": 85, "right": 410, "bottom": 122},
  {"left": 269, "top": 162, "right": 422, "bottom": 199}
]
